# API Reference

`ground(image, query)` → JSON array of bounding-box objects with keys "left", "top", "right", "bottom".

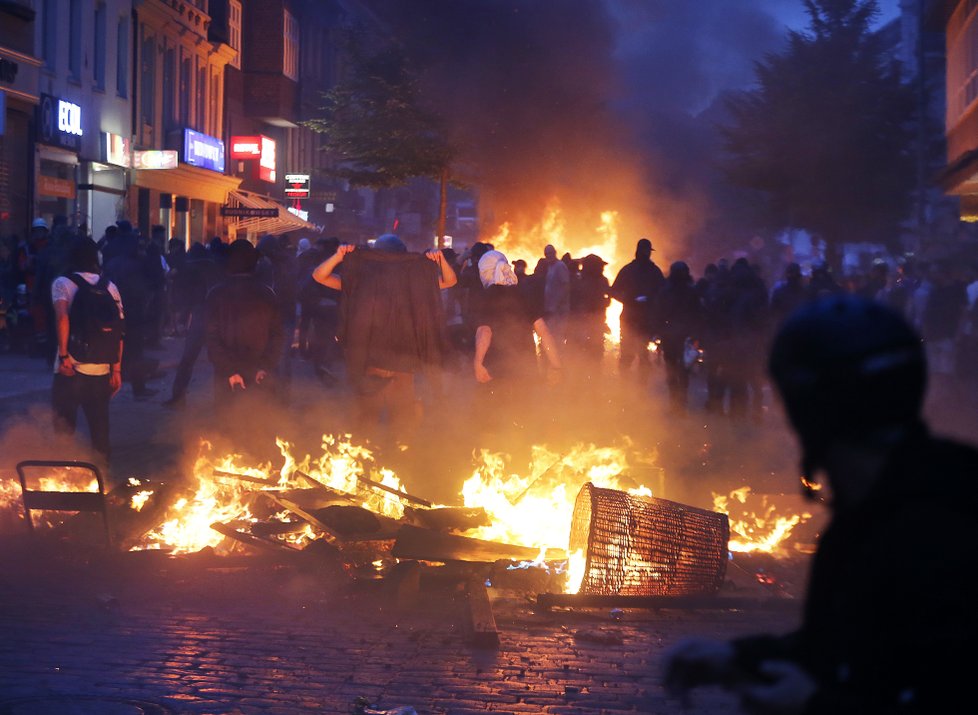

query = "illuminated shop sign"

[
  {"left": 101, "top": 132, "right": 131, "bottom": 167},
  {"left": 259, "top": 136, "right": 276, "bottom": 182},
  {"left": 284, "top": 173, "right": 310, "bottom": 198},
  {"left": 229, "top": 135, "right": 262, "bottom": 159},
  {"left": 182, "top": 128, "right": 225, "bottom": 173},
  {"left": 132, "top": 150, "right": 179, "bottom": 170},
  {"left": 38, "top": 93, "right": 83, "bottom": 152},
  {"left": 287, "top": 206, "right": 308, "bottom": 221}
]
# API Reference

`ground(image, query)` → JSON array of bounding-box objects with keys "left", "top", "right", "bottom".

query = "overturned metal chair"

[{"left": 16, "top": 460, "right": 112, "bottom": 547}]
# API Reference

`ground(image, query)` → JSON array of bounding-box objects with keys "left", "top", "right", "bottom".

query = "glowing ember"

[{"left": 713, "top": 487, "right": 812, "bottom": 554}]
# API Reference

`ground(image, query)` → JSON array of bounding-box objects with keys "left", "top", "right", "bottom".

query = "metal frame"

[{"left": 15, "top": 460, "right": 112, "bottom": 547}]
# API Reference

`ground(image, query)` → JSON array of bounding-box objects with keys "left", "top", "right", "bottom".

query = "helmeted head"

[
  {"left": 374, "top": 233, "right": 407, "bottom": 253},
  {"left": 768, "top": 294, "right": 926, "bottom": 485}
]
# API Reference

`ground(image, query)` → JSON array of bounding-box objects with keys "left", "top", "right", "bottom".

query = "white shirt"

[{"left": 51, "top": 272, "right": 124, "bottom": 376}]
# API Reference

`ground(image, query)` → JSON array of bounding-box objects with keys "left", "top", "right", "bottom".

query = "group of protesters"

[{"left": 4, "top": 218, "right": 978, "bottom": 465}]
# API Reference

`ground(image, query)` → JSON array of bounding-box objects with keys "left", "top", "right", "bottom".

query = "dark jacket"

[
  {"left": 732, "top": 427, "right": 978, "bottom": 714},
  {"left": 610, "top": 259, "right": 664, "bottom": 332},
  {"left": 205, "top": 274, "right": 283, "bottom": 379}
]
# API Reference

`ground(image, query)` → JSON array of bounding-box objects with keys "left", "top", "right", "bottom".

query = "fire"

[
  {"left": 487, "top": 200, "right": 623, "bottom": 345},
  {"left": 713, "top": 487, "right": 812, "bottom": 554},
  {"left": 131, "top": 435, "right": 408, "bottom": 553},
  {"left": 460, "top": 442, "right": 650, "bottom": 555}
]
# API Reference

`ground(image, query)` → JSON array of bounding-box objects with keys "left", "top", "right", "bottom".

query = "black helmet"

[{"left": 768, "top": 294, "right": 926, "bottom": 480}]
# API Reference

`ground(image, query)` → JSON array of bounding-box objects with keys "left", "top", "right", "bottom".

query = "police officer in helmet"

[{"left": 664, "top": 294, "right": 978, "bottom": 714}]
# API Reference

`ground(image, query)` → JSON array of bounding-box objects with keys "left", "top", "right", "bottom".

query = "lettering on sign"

[{"left": 58, "top": 101, "right": 83, "bottom": 136}]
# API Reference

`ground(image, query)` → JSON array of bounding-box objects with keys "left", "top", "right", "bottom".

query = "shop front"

[
  {"left": 35, "top": 93, "right": 82, "bottom": 228},
  {"left": 131, "top": 129, "right": 241, "bottom": 248},
  {"left": 0, "top": 45, "right": 41, "bottom": 240}
]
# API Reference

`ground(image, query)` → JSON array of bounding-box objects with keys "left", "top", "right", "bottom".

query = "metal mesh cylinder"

[{"left": 568, "top": 483, "right": 729, "bottom": 596}]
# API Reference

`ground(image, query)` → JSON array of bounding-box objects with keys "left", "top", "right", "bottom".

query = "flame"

[
  {"left": 713, "top": 487, "right": 812, "bottom": 554},
  {"left": 1, "top": 470, "right": 100, "bottom": 529},
  {"left": 461, "top": 442, "right": 654, "bottom": 594},
  {"left": 487, "top": 200, "right": 623, "bottom": 346},
  {"left": 130, "top": 435, "right": 408, "bottom": 554}
]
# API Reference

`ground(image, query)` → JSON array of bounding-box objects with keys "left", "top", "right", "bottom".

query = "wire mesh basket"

[{"left": 568, "top": 483, "right": 729, "bottom": 596}]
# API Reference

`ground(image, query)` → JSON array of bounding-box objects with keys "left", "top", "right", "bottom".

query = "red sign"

[
  {"left": 258, "top": 136, "right": 276, "bottom": 183},
  {"left": 229, "top": 135, "right": 262, "bottom": 159}
]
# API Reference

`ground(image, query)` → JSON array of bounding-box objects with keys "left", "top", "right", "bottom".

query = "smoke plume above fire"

[{"left": 363, "top": 0, "right": 791, "bottom": 265}]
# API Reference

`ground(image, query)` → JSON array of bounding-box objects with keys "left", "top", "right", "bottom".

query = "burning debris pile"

[{"left": 0, "top": 435, "right": 816, "bottom": 602}]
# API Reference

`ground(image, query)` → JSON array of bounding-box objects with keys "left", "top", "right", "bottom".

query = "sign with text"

[
  {"left": 133, "top": 150, "right": 178, "bottom": 170},
  {"left": 220, "top": 206, "right": 279, "bottom": 217},
  {"left": 38, "top": 174, "right": 76, "bottom": 199},
  {"left": 258, "top": 136, "right": 276, "bottom": 182},
  {"left": 284, "top": 173, "right": 310, "bottom": 199},
  {"left": 229, "top": 135, "right": 262, "bottom": 159},
  {"left": 38, "top": 93, "right": 83, "bottom": 152},
  {"left": 182, "top": 128, "right": 224, "bottom": 173}
]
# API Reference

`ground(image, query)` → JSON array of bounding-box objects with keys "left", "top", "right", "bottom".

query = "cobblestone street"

[{"left": 0, "top": 539, "right": 801, "bottom": 715}]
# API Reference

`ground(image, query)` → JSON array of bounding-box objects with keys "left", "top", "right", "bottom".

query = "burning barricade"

[{"left": 0, "top": 435, "right": 817, "bottom": 608}]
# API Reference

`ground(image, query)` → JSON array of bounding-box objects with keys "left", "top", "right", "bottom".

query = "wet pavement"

[{"left": 0, "top": 333, "right": 972, "bottom": 714}]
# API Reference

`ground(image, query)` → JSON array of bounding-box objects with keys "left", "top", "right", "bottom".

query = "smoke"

[{"left": 361, "top": 0, "right": 791, "bottom": 265}]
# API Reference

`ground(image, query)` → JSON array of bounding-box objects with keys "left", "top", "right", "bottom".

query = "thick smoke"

[{"left": 362, "top": 0, "right": 791, "bottom": 264}]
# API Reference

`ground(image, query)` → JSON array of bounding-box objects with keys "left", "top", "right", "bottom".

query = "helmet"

[{"left": 768, "top": 294, "right": 926, "bottom": 480}]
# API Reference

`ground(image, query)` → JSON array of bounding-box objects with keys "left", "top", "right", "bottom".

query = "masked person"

[
  {"left": 610, "top": 238, "right": 664, "bottom": 382},
  {"left": 663, "top": 294, "right": 978, "bottom": 714}
]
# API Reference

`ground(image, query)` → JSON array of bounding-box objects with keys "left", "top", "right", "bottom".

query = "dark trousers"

[
  {"left": 52, "top": 372, "right": 111, "bottom": 459},
  {"left": 619, "top": 321, "right": 651, "bottom": 379},
  {"left": 170, "top": 307, "right": 207, "bottom": 400}
]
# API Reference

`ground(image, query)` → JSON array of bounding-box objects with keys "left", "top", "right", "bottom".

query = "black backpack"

[{"left": 67, "top": 274, "right": 124, "bottom": 363}]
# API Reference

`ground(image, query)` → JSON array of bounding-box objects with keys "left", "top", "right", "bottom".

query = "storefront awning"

[
  {"left": 133, "top": 164, "right": 242, "bottom": 204},
  {"left": 225, "top": 189, "right": 321, "bottom": 236}
]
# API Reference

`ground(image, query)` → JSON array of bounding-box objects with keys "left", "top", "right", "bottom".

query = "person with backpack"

[{"left": 51, "top": 238, "right": 125, "bottom": 463}]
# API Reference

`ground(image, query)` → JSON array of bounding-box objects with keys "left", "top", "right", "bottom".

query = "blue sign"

[{"left": 182, "top": 128, "right": 225, "bottom": 173}]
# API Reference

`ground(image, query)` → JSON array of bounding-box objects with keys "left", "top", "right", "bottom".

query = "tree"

[
  {"left": 304, "top": 30, "right": 455, "bottom": 246},
  {"left": 719, "top": 0, "right": 916, "bottom": 255}
]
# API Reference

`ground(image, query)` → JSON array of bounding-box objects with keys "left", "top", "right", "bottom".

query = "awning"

[{"left": 224, "top": 189, "right": 320, "bottom": 236}]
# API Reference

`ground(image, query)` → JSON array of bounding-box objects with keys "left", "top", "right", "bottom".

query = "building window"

[
  {"left": 283, "top": 8, "right": 299, "bottom": 81},
  {"left": 210, "top": 68, "right": 221, "bottom": 137},
  {"left": 117, "top": 16, "right": 129, "bottom": 97},
  {"left": 162, "top": 46, "right": 175, "bottom": 127},
  {"left": 140, "top": 31, "right": 155, "bottom": 131},
  {"left": 69, "top": 0, "right": 82, "bottom": 81},
  {"left": 42, "top": 0, "right": 58, "bottom": 70},
  {"left": 948, "top": 1, "right": 978, "bottom": 128},
  {"left": 94, "top": 2, "right": 107, "bottom": 90},
  {"left": 196, "top": 65, "right": 207, "bottom": 131},
  {"left": 180, "top": 56, "right": 192, "bottom": 127},
  {"left": 228, "top": 0, "right": 242, "bottom": 70}
]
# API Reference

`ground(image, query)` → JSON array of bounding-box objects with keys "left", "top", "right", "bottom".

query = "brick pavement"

[{"left": 0, "top": 541, "right": 802, "bottom": 715}]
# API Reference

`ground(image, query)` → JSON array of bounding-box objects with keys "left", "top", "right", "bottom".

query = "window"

[
  {"left": 948, "top": 1, "right": 978, "bottom": 128},
  {"left": 162, "top": 47, "right": 175, "bottom": 126},
  {"left": 42, "top": 0, "right": 58, "bottom": 70},
  {"left": 196, "top": 65, "right": 206, "bottom": 131},
  {"left": 94, "top": 3, "right": 106, "bottom": 90},
  {"left": 117, "top": 16, "right": 129, "bottom": 97},
  {"left": 228, "top": 0, "right": 242, "bottom": 70},
  {"left": 180, "top": 56, "right": 192, "bottom": 127},
  {"left": 140, "top": 31, "right": 155, "bottom": 129},
  {"left": 69, "top": 0, "right": 82, "bottom": 81},
  {"left": 283, "top": 8, "right": 299, "bottom": 81}
]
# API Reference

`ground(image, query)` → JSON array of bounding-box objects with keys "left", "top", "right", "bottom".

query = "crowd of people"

[{"left": 3, "top": 218, "right": 978, "bottom": 461}]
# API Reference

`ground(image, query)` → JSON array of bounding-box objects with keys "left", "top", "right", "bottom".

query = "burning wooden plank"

[
  {"left": 403, "top": 505, "right": 489, "bottom": 532},
  {"left": 210, "top": 469, "right": 277, "bottom": 487},
  {"left": 392, "top": 524, "right": 566, "bottom": 563},
  {"left": 210, "top": 521, "right": 305, "bottom": 555}
]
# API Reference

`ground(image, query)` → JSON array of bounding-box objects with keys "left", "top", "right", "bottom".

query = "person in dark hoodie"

[
  {"left": 657, "top": 261, "right": 702, "bottom": 413},
  {"left": 610, "top": 238, "right": 664, "bottom": 383},
  {"left": 664, "top": 295, "right": 978, "bottom": 715},
  {"left": 205, "top": 239, "right": 283, "bottom": 408}
]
